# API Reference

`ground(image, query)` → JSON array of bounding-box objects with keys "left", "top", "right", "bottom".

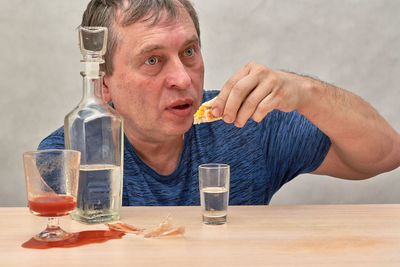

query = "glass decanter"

[{"left": 64, "top": 27, "right": 123, "bottom": 224}]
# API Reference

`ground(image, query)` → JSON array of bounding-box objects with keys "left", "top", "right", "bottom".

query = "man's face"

[{"left": 104, "top": 8, "right": 204, "bottom": 142}]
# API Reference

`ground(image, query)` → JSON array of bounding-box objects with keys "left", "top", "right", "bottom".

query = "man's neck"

[{"left": 126, "top": 131, "right": 185, "bottom": 175}]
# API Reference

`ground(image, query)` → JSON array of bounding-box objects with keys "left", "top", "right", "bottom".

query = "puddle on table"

[
  {"left": 22, "top": 229, "right": 125, "bottom": 249},
  {"left": 22, "top": 217, "right": 184, "bottom": 249}
]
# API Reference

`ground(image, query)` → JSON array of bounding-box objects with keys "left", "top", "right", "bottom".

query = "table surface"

[{"left": 1, "top": 204, "right": 400, "bottom": 267}]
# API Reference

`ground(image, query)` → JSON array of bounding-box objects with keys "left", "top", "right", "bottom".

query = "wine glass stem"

[{"left": 47, "top": 217, "right": 60, "bottom": 229}]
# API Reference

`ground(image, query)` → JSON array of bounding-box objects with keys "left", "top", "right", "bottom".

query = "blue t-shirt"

[{"left": 39, "top": 90, "right": 331, "bottom": 206}]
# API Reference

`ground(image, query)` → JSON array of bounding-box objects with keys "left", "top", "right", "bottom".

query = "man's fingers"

[
  {"left": 212, "top": 63, "right": 286, "bottom": 126},
  {"left": 234, "top": 80, "right": 272, "bottom": 127},
  {"left": 252, "top": 93, "right": 277, "bottom": 122},
  {"left": 212, "top": 65, "right": 250, "bottom": 118},
  {"left": 223, "top": 74, "right": 259, "bottom": 123}
]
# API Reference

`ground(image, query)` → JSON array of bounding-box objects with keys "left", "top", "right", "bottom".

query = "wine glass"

[{"left": 23, "top": 149, "right": 80, "bottom": 242}]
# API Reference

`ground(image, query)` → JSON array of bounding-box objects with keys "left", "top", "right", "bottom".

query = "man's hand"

[
  {"left": 211, "top": 62, "right": 310, "bottom": 127},
  {"left": 212, "top": 62, "right": 400, "bottom": 179}
]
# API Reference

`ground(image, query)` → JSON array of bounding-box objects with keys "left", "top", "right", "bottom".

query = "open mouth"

[{"left": 173, "top": 104, "right": 190, "bottom": 110}]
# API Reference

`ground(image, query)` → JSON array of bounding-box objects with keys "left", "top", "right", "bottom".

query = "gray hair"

[{"left": 81, "top": 0, "right": 200, "bottom": 75}]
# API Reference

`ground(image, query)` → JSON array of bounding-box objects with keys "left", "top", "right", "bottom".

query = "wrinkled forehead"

[{"left": 113, "top": 2, "right": 197, "bottom": 46}]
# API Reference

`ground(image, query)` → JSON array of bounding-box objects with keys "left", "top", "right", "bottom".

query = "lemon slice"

[{"left": 193, "top": 97, "right": 222, "bottom": 124}]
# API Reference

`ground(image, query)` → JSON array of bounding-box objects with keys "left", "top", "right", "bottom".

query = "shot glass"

[{"left": 198, "top": 163, "right": 230, "bottom": 225}]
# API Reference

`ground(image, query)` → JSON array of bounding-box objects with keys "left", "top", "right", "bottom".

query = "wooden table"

[{"left": 1, "top": 205, "right": 400, "bottom": 266}]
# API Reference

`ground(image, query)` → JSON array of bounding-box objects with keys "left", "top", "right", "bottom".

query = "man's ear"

[{"left": 103, "top": 75, "right": 112, "bottom": 102}]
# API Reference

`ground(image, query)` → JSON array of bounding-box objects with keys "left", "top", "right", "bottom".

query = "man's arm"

[
  {"left": 302, "top": 80, "right": 400, "bottom": 179},
  {"left": 211, "top": 62, "right": 400, "bottom": 179}
]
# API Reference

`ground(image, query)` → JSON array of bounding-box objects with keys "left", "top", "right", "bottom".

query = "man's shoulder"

[
  {"left": 38, "top": 126, "right": 65, "bottom": 150},
  {"left": 202, "top": 90, "right": 219, "bottom": 101}
]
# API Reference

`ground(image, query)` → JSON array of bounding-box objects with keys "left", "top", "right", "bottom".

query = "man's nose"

[{"left": 164, "top": 58, "right": 191, "bottom": 90}]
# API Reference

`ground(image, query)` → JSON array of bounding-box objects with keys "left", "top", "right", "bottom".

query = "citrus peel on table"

[{"left": 106, "top": 216, "right": 185, "bottom": 238}]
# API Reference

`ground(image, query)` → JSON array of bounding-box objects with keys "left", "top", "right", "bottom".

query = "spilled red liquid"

[{"left": 22, "top": 229, "right": 125, "bottom": 249}]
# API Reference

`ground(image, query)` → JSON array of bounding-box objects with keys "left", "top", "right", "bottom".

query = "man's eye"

[
  {"left": 145, "top": 56, "right": 158, "bottom": 65},
  {"left": 184, "top": 48, "right": 194, "bottom": 57}
]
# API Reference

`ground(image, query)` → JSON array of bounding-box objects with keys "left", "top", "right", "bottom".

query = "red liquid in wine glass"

[{"left": 28, "top": 195, "right": 76, "bottom": 217}]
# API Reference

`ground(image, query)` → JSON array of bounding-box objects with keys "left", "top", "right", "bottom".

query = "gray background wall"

[{"left": 1, "top": 0, "right": 399, "bottom": 206}]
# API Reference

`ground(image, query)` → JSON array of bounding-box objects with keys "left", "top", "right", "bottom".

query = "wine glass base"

[{"left": 34, "top": 226, "right": 73, "bottom": 242}]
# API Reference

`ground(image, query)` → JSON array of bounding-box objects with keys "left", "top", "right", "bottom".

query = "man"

[{"left": 39, "top": 0, "right": 400, "bottom": 206}]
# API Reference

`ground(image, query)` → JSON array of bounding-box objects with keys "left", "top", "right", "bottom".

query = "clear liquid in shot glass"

[{"left": 200, "top": 186, "right": 228, "bottom": 225}]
